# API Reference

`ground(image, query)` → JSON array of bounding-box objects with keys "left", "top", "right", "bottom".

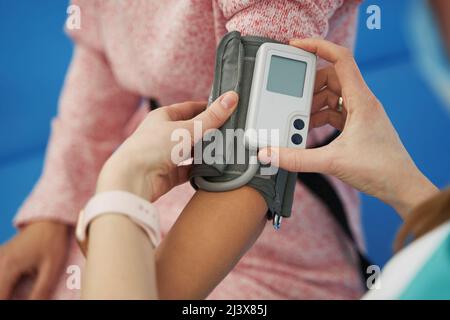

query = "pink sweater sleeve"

[
  {"left": 216, "top": 0, "right": 347, "bottom": 42},
  {"left": 14, "top": 1, "right": 140, "bottom": 227}
]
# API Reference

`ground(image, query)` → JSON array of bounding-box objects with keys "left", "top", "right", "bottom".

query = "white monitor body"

[{"left": 245, "top": 43, "right": 317, "bottom": 150}]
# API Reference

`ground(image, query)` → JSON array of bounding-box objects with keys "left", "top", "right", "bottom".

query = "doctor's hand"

[
  {"left": 258, "top": 38, "right": 438, "bottom": 218},
  {"left": 96, "top": 91, "right": 239, "bottom": 201}
]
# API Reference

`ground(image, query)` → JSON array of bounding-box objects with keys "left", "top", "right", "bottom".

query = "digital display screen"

[{"left": 266, "top": 55, "right": 307, "bottom": 98}]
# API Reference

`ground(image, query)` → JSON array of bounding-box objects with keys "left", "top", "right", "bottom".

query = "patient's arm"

[{"left": 155, "top": 186, "right": 267, "bottom": 299}]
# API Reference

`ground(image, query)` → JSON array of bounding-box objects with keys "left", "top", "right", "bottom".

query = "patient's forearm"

[{"left": 155, "top": 186, "right": 268, "bottom": 299}]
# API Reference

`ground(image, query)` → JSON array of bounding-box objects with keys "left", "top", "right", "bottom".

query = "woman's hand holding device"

[
  {"left": 96, "top": 92, "right": 239, "bottom": 200},
  {"left": 81, "top": 92, "right": 239, "bottom": 299},
  {"left": 258, "top": 38, "right": 438, "bottom": 218}
]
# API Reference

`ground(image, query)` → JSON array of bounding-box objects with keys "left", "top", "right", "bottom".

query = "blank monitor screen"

[{"left": 266, "top": 55, "right": 307, "bottom": 98}]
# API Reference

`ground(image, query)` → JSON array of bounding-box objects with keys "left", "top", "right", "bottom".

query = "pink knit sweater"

[{"left": 16, "top": 0, "right": 363, "bottom": 299}]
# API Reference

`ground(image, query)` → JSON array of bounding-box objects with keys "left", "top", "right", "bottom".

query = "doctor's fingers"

[
  {"left": 184, "top": 91, "right": 239, "bottom": 141},
  {"left": 311, "top": 88, "right": 341, "bottom": 113},
  {"left": 289, "top": 38, "right": 370, "bottom": 104},
  {"left": 162, "top": 101, "right": 207, "bottom": 121},
  {"left": 258, "top": 146, "right": 333, "bottom": 175},
  {"left": 314, "top": 66, "right": 341, "bottom": 95},
  {"left": 309, "top": 108, "right": 346, "bottom": 131}
]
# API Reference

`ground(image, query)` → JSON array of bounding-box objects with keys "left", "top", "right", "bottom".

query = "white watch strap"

[{"left": 76, "top": 191, "right": 160, "bottom": 253}]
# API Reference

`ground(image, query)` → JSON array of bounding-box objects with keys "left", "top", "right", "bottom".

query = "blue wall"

[
  {"left": 0, "top": 0, "right": 449, "bottom": 267},
  {"left": 355, "top": 0, "right": 450, "bottom": 265},
  {"left": 0, "top": 0, "right": 73, "bottom": 239}
]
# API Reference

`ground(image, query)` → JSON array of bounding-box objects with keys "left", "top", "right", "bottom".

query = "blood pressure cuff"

[{"left": 189, "top": 31, "right": 297, "bottom": 219}]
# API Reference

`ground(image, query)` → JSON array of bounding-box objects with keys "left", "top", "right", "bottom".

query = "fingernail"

[
  {"left": 220, "top": 91, "right": 238, "bottom": 109},
  {"left": 258, "top": 148, "right": 274, "bottom": 165}
]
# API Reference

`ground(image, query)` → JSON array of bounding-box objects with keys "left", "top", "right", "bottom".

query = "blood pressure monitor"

[
  {"left": 245, "top": 43, "right": 316, "bottom": 150},
  {"left": 193, "top": 36, "right": 317, "bottom": 226},
  {"left": 191, "top": 33, "right": 314, "bottom": 228}
]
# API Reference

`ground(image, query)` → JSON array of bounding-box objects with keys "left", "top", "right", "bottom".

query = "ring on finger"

[{"left": 337, "top": 96, "right": 344, "bottom": 112}]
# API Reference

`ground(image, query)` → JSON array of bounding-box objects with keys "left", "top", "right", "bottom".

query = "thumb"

[
  {"left": 258, "top": 147, "right": 331, "bottom": 174},
  {"left": 191, "top": 91, "right": 238, "bottom": 134}
]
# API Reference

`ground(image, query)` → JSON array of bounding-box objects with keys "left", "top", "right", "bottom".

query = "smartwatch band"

[{"left": 76, "top": 191, "right": 161, "bottom": 255}]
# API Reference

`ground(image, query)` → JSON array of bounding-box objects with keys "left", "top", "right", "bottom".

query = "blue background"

[{"left": 0, "top": 0, "right": 449, "bottom": 267}]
